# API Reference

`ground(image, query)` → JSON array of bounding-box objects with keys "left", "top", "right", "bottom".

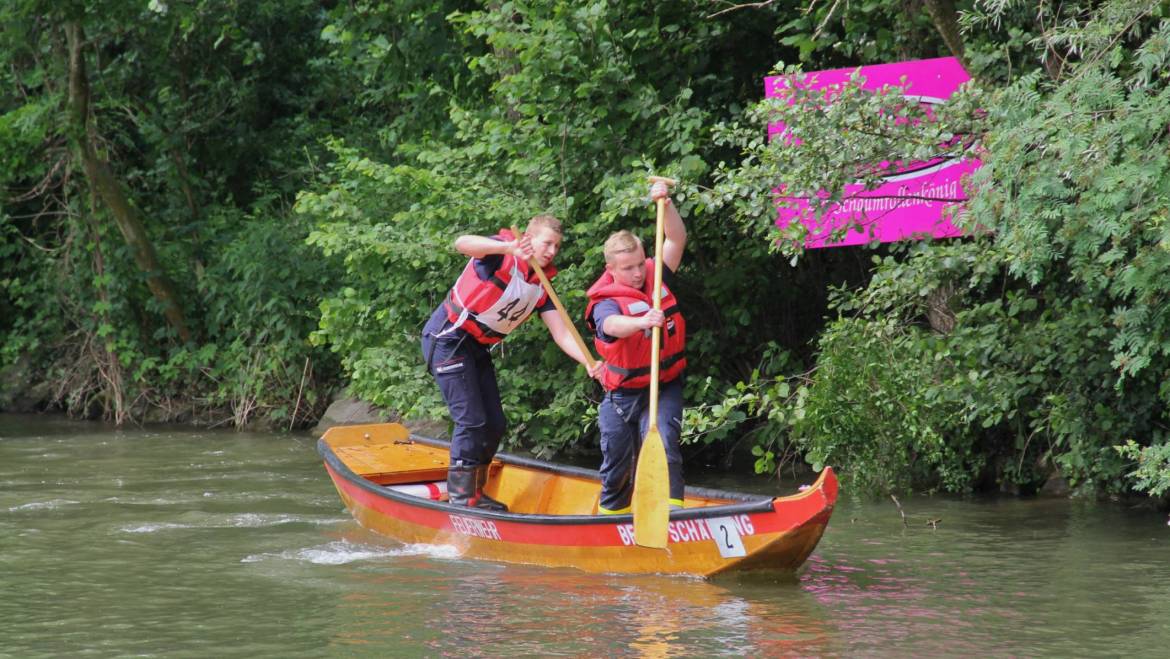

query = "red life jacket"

[
  {"left": 443, "top": 229, "right": 553, "bottom": 345},
  {"left": 585, "top": 258, "right": 686, "bottom": 391}
]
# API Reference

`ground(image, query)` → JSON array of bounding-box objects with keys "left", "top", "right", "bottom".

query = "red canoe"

[{"left": 319, "top": 423, "right": 837, "bottom": 577}]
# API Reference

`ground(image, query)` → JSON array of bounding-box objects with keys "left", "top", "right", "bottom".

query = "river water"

[{"left": 2, "top": 414, "right": 1168, "bottom": 657}]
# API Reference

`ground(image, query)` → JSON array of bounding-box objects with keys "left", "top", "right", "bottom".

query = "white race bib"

[{"left": 471, "top": 263, "right": 544, "bottom": 335}]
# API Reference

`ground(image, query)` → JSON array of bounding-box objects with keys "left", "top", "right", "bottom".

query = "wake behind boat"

[{"left": 319, "top": 422, "right": 837, "bottom": 578}]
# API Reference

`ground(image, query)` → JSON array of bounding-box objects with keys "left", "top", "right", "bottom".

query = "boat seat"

[{"left": 334, "top": 441, "right": 450, "bottom": 486}]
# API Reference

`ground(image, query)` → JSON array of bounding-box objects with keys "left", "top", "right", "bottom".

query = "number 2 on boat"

[{"left": 704, "top": 517, "right": 747, "bottom": 558}]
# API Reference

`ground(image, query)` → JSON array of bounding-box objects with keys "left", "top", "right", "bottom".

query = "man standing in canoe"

[
  {"left": 584, "top": 182, "right": 687, "bottom": 515},
  {"left": 422, "top": 215, "right": 603, "bottom": 511}
]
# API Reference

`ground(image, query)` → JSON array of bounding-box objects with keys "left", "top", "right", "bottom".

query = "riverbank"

[
  {"left": 0, "top": 360, "right": 436, "bottom": 436},
  {"left": 5, "top": 356, "right": 1167, "bottom": 510},
  {"left": 0, "top": 353, "right": 361, "bottom": 433},
  {"left": 1, "top": 349, "right": 460, "bottom": 444}
]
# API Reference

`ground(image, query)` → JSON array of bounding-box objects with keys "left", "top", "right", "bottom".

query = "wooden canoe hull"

[{"left": 319, "top": 423, "right": 837, "bottom": 578}]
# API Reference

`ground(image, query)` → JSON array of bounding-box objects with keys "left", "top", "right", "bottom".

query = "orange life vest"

[
  {"left": 443, "top": 229, "right": 553, "bottom": 345},
  {"left": 585, "top": 258, "right": 686, "bottom": 391}
]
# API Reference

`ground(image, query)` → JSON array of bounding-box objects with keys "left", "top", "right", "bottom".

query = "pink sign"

[{"left": 765, "top": 57, "right": 979, "bottom": 249}]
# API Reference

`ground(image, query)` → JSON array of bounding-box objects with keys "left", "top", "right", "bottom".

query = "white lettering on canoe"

[
  {"left": 668, "top": 519, "right": 714, "bottom": 543},
  {"left": 614, "top": 515, "right": 756, "bottom": 547},
  {"left": 734, "top": 514, "right": 755, "bottom": 535},
  {"left": 449, "top": 514, "right": 501, "bottom": 540}
]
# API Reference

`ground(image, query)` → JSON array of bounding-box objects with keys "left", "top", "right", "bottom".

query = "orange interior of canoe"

[{"left": 322, "top": 423, "right": 735, "bottom": 516}]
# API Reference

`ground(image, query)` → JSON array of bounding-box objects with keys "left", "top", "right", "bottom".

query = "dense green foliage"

[
  {"left": 707, "top": 0, "right": 1170, "bottom": 498},
  {"left": 3, "top": 0, "right": 1168, "bottom": 501},
  {"left": 1, "top": 0, "right": 342, "bottom": 426}
]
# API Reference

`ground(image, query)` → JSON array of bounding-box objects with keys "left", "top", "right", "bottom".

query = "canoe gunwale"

[{"left": 318, "top": 436, "right": 780, "bottom": 525}]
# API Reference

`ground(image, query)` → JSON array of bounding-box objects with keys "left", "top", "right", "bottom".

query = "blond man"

[{"left": 583, "top": 182, "right": 687, "bottom": 514}]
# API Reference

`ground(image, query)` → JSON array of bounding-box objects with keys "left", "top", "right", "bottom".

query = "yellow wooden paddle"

[
  {"left": 633, "top": 175, "right": 676, "bottom": 549},
  {"left": 510, "top": 225, "right": 597, "bottom": 371}
]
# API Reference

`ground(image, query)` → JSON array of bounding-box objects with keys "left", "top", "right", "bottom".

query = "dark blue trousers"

[
  {"left": 597, "top": 377, "right": 685, "bottom": 512},
  {"left": 421, "top": 306, "right": 506, "bottom": 467}
]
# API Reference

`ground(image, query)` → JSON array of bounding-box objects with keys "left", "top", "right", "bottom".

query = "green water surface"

[{"left": 2, "top": 414, "right": 1167, "bottom": 657}]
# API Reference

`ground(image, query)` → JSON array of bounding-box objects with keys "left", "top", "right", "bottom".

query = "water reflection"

[
  {"left": 319, "top": 538, "right": 840, "bottom": 657},
  {"left": 799, "top": 497, "right": 1170, "bottom": 656},
  {"left": 295, "top": 490, "right": 1170, "bottom": 657}
]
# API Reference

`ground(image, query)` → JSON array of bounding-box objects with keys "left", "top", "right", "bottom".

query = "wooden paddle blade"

[{"left": 633, "top": 428, "right": 670, "bottom": 549}]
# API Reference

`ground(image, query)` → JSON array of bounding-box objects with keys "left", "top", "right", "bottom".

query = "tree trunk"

[
  {"left": 926, "top": 281, "right": 956, "bottom": 334},
  {"left": 65, "top": 21, "right": 191, "bottom": 343},
  {"left": 923, "top": 0, "right": 967, "bottom": 68}
]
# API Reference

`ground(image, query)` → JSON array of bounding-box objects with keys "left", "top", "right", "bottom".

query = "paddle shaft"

[
  {"left": 510, "top": 225, "right": 596, "bottom": 369},
  {"left": 645, "top": 176, "right": 675, "bottom": 431},
  {"left": 647, "top": 203, "right": 667, "bottom": 432}
]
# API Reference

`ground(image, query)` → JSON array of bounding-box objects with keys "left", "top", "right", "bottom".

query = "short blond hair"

[
  {"left": 603, "top": 230, "right": 643, "bottom": 264},
  {"left": 526, "top": 214, "right": 563, "bottom": 235}
]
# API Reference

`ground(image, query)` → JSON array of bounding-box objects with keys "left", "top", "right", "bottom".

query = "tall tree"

[{"left": 64, "top": 19, "right": 190, "bottom": 342}]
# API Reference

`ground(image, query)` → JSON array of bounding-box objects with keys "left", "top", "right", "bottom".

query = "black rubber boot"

[
  {"left": 473, "top": 464, "right": 508, "bottom": 512},
  {"left": 446, "top": 463, "right": 477, "bottom": 507},
  {"left": 446, "top": 462, "right": 507, "bottom": 511}
]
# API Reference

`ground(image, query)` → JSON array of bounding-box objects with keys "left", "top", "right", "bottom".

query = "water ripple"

[
  {"left": 241, "top": 539, "right": 461, "bottom": 565},
  {"left": 8, "top": 499, "right": 81, "bottom": 512},
  {"left": 117, "top": 513, "right": 347, "bottom": 533}
]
